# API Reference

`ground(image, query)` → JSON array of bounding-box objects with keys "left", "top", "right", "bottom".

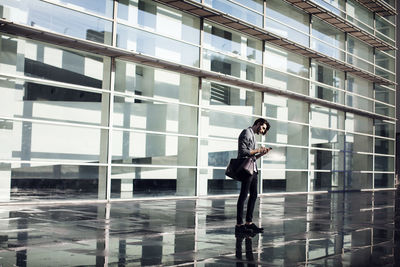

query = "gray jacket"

[{"left": 237, "top": 127, "right": 256, "bottom": 159}]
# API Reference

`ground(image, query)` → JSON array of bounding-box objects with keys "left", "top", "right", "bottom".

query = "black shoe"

[
  {"left": 245, "top": 223, "right": 264, "bottom": 233},
  {"left": 235, "top": 225, "right": 253, "bottom": 235}
]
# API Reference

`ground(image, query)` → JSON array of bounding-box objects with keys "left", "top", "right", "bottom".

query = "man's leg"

[
  {"left": 236, "top": 176, "right": 252, "bottom": 225},
  {"left": 245, "top": 173, "right": 258, "bottom": 223}
]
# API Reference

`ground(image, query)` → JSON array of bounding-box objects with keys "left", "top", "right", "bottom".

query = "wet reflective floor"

[{"left": 0, "top": 189, "right": 399, "bottom": 266}]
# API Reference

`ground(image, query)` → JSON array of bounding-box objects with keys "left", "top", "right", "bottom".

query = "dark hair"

[{"left": 253, "top": 118, "right": 270, "bottom": 134}]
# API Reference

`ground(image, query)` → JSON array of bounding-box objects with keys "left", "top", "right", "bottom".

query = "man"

[{"left": 235, "top": 118, "right": 271, "bottom": 234}]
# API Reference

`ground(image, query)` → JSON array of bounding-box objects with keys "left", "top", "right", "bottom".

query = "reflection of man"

[{"left": 235, "top": 118, "right": 271, "bottom": 234}]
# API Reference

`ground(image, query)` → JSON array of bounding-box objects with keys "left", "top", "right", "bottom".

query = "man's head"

[{"left": 252, "top": 118, "right": 270, "bottom": 135}]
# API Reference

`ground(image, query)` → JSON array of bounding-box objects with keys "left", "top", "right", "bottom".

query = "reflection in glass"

[
  {"left": 114, "top": 60, "right": 199, "bottom": 105},
  {"left": 310, "top": 105, "right": 344, "bottom": 130},
  {"left": 265, "top": 69, "right": 309, "bottom": 95},
  {"left": 311, "top": 171, "right": 344, "bottom": 191},
  {"left": 0, "top": 0, "right": 112, "bottom": 44},
  {"left": 48, "top": 0, "right": 114, "bottom": 17},
  {"left": 263, "top": 171, "right": 308, "bottom": 192},
  {"left": 0, "top": 80, "right": 104, "bottom": 126},
  {"left": 117, "top": 0, "right": 200, "bottom": 45},
  {"left": 347, "top": 75, "right": 373, "bottom": 98},
  {"left": 117, "top": 24, "right": 199, "bottom": 67},
  {"left": 311, "top": 62, "right": 344, "bottom": 90},
  {"left": 375, "top": 138, "right": 394, "bottom": 155},
  {"left": 345, "top": 113, "right": 373, "bottom": 135},
  {"left": 345, "top": 152, "right": 373, "bottom": 172},
  {"left": 345, "top": 134, "right": 372, "bottom": 153},
  {"left": 375, "top": 85, "right": 395, "bottom": 105},
  {"left": 110, "top": 166, "right": 197, "bottom": 197},
  {"left": 374, "top": 156, "right": 394, "bottom": 172},
  {"left": 204, "top": 0, "right": 263, "bottom": 27},
  {"left": 310, "top": 83, "right": 344, "bottom": 104},
  {"left": 266, "top": 120, "right": 308, "bottom": 146},
  {"left": 310, "top": 149, "right": 344, "bottom": 170},
  {"left": 111, "top": 130, "right": 197, "bottom": 167},
  {"left": 202, "top": 49, "right": 262, "bottom": 82},
  {"left": 113, "top": 97, "right": 198, "bottom": 136},
  {"left": 311, "top": 18, "right": 345, "bottom": 60},
  {"left": 374, "top": 173, "right": 394, "bottom": 188},
  {"left": 346, "top": 93, "right": 373, "bottom": 112},
  {"left": 346, "top": 0, "right": 374, "bottom": 33},
  {"left": 375, "top": 120, "right": 395, "bottom": 138},
  {"left": 262, "top": 146, "right": 308, "bottom": 170},
  {"left": 264, "top": 93, "right": 309, "bottom": 124}
]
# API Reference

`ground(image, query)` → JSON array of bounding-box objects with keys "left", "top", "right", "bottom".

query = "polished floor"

[{"left": 0, "top": 189, "right": 398, "bottom": 266}]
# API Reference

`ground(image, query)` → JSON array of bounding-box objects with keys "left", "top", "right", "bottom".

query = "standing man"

[{"left": 235, "top": 118, "right": 271, "bottom": 234}]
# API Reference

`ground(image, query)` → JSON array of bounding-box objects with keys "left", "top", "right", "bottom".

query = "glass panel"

[
  {"left": 0, "top": 36, "right": 105, "bottom": 88},
  {"left": 114, "top": 60, "right": 199, "bottom": 105},
  {"left": 375, "top": 50, "right": 395, "bottom": 73},
  {"left": 345, "top": 113, "right": 373, "bottom": 135},
  {"left": 310, "top": 149, "right": 344, "bottom": 170},
  {"left": 265, "top": 69, "right": 309, "bottom": 95},
  {"left": 0, "top": 80, "right": 105, "bottom": 126},
  {"left": 347, "top": 75, "right": 373, "bottom": 98},
  {"left": 117, "top": 0, "right": 200, "bottom": 45},
  {"left": 202, "top": 49, "right": 262, "bottom": 82},
  {"left": 345, "top": 153, "right": 373, "bottom": 171},
  {"left": 113, "top": 97, "right": 198, "bottom": 136},
  {"left": 0, "top": 120, "right": 102, "bottom": 163},
  {"left": 374, "top": 156, "right": 394, "bottom": 172},
  {"left": 199, "top": 138, "right": 236, "bottom": 168},
  {"left": 8, "top": 163, "right": 102, "bottom": 201},
  {"left": 204, "top": 0, "right": 263, "bottom": 27},
  {"left": 266, "top": 0, "right": 309, "bottom": 34},
  {"left": 346, "top": 0, "right": 374, "bottom": 31},
  {"left": 110, "top": 166, "right": 197, "bottom": 197},
  {"left": 376, "top": 16, "right": 395, "bottom": 44},
  {"left": 207, "top": 169, "right": 241, "bottom": 195},
  {"left": 203, "top": 22, "right": 262, "bottom": 64},
  {"left": 347, "top": 36, "right": 373, "bottom": 64},
  {"left": 310, "top": 83, "right": 344, "bottom": 104},
  {"left": 311, "top": 128, "right": 344, "bottom": 150},
  {"left": 311, "top": 171, "right": 345, "bottom": 191},
  {"left": 200, "top": 110, "right": 256, "bottom": 140},
  {"left": 310, "top": 105, "right": 344, "bottom": 130},
  {"left": 375, "top": 120, "right": 394, "bottom": 138},
  {"left": 374, "top": 173, "right": 394, "bottom": 188},
  {"left": 201, "top": 81, "right": 261, "bottom": 114},
  {"left": 347, "top": 172, "right": 372, "bottom": 190},
  {"left": 375, "top": 102, "right": 395, "bottom": 118},
  {"left": 311, "top": 18, "right": 345, "bottom": 59},
  {"left": 345, "top": 134, "right": 372, "bottom": 153},
  {"left": 311, "top": 62, "right": 345, "bottom": 89},
  {"left": 116, "top": 24, "right": 199, "bottom": 67},
  {"left": 265, "top": 44, "right": 309, "bottom": 78},
  {"left": 347, "top": 55, "right": 373, "bottom": 73},
  {"left": 265, "top": 18, "right": 309, "bottom": 47},
  {"left": 265, "top": 120, "right": 308, "bottom": 146},
  {"left": 375, "top": 85, "right": 395, "bottom": 105},
  {"left": 375, "top": 138, "right": 394, "bottom": 155},
  {"left": 311, "top": 0, "right": 345, "bottom": 17},
  {"left": 375, "top": 67, "right": 395, "bottom": 82},
  {"left": 111, "top": 130, "right": 197, "bottom": 166},
  {"left": 48, "top": 0, "right": 114, "bottom": 17},
  {"left": 0, "top": 0, "right": 112, "bottom": 44},
  {"left": 346, "top": 93, "right": 373, "bottom": 112},
  {"left": 263, "top": 93, "right": 309, "bottom": 124},
  {"left": 263, "top": 171, "right": 308, "bottom": 193},
  {"left": 262, "top": 145, "right": 308, "bottom": 169}
]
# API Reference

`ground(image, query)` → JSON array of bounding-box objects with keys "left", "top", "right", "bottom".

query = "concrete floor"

[{"left": 0, "top": 189, "right": 398, "bottom": 266}]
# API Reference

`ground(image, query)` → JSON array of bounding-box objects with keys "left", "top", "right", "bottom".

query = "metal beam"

[{"left": 0, "top": 19, "right": 395, "bottom": 122}]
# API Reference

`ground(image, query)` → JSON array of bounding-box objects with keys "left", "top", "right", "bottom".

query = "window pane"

[
  {"left": 110, "top": 166, "right": 197, "bottom": 197},
  {"left": 111, "top": 130, "right": 197, "bottom": 166},
  {"left": 113, "top": 97, "right": 198, "bottom": 136},
  {"left": 203, "top": 22, "right": 262, "bottom": 64},
  {"left": 376, "top": 16, "right": 395, "bottom": 45},
  {"left": 345, "top": 153, "right": 373, "bottom": 171},
  {"left": 375, "top": 120, "right": 394, "bottom": 138},
  {"left": 202, "top": 81, "right": 261, "bottom": 115},
  {"left": 203, "top": 49, "right": 262, "bottom": 82},
  {"left": 311, "top": 171, "right": 345, "bottom": 191},
  {"left": 310, "top": 83, "right": 344, "bottom": 104},
  {"left": 375, "top": 138, "right": 394, "bottom": 155},
  {"left": 310, "top": 105, "right": 344, "bottom": 130},
  {"left": 374, "top": 156, "right": 394, "bottom": 172},
  {"left": 345, "top": 134, "right": 372, "bottom": 153},
  {"left": 310, "top": 150, "right": 344, "bottom": 170},
  {"left": 347, "top": 172, "right": 372, "bottom": 190},
  {"left": 375, "top": 102, "right": 395, "bottom": 118},
  {"left": 311, "top": 62, "right": 345, "bottom": 89},
  {"left": 117, "top": 24, "right": 199, "bottom": 67},
  {"left": 375, "top": 50, "right": 395, "bottom": 73},
  {"left": 204, "top": 0, "right": 263, "bottom": 27},
  {"left": 347, "top": 75, "right": 373, "bottom": 98},
  {"left": 114, "top": 60, "right": 199, "bottom": 105},
  {"left": 346, "top": 94, "right": 373, "bottom": 112},
  {"left": 375, "top": 85, "right": 395, "bottom": 105},
  {"left": 0, "top": 0, "right": 112, "bottom": 44},
  {"left": 265, "top": 69, "right": 309, "bottom": 95},
  {"left": 262, "top": 146, "right": 308, "bottom": 169},
  {"left": 266, "top": 120, "right": 308, "bottom": 146},
  {"left": 0, "top": 120, "right": 102, "bottom": 163},
  {"left": 346, "top": 0, "right": 373, "bottom": 30},
  {"left": 263, "top": 93, "right": 309, "bottom": 124},
  {"left": 374, "top": 173, "right": 394, "bottom": 188},
  {"left": 0, "top": 80, "right": 104, "bottom": 126},
  {"left": 0, "top": 36, "right": 105, "bottom": 88},
  {"left": 265, "top": 44, "right": 309, "bottom": 78},
  {"left": 345, "top": 113, "right": 373, "bottom": 135},
  {"left": 199, "top": 138, "right": 236, "bottom": 168},
  {"left": 347, "top": 36, "right": 373, "bottom": 64},
  {"left": 49, "top": 0, "right": 114, "bottom": 17},
  {"left": 117, "top": 0, "right": 200, "bottom": 45},
  {"left": 263, "top": 171, "right": 308, "bottom": 193},
  {"left": 311, "top": 128, "right": 344, "bottom": 150}
]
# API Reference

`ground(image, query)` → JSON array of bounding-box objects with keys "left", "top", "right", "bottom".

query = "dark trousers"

[{"left": 236, "top": 172, "right": 258, "bottom": 225}]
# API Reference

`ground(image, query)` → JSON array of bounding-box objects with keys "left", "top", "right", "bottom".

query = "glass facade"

[{"left": 0, "top": 0, "right": 396, "bottom": 202}]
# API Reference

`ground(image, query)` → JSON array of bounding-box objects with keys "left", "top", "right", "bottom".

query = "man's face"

[{"left": 256, "top": 123, "right": 268, "bottom": 135}]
